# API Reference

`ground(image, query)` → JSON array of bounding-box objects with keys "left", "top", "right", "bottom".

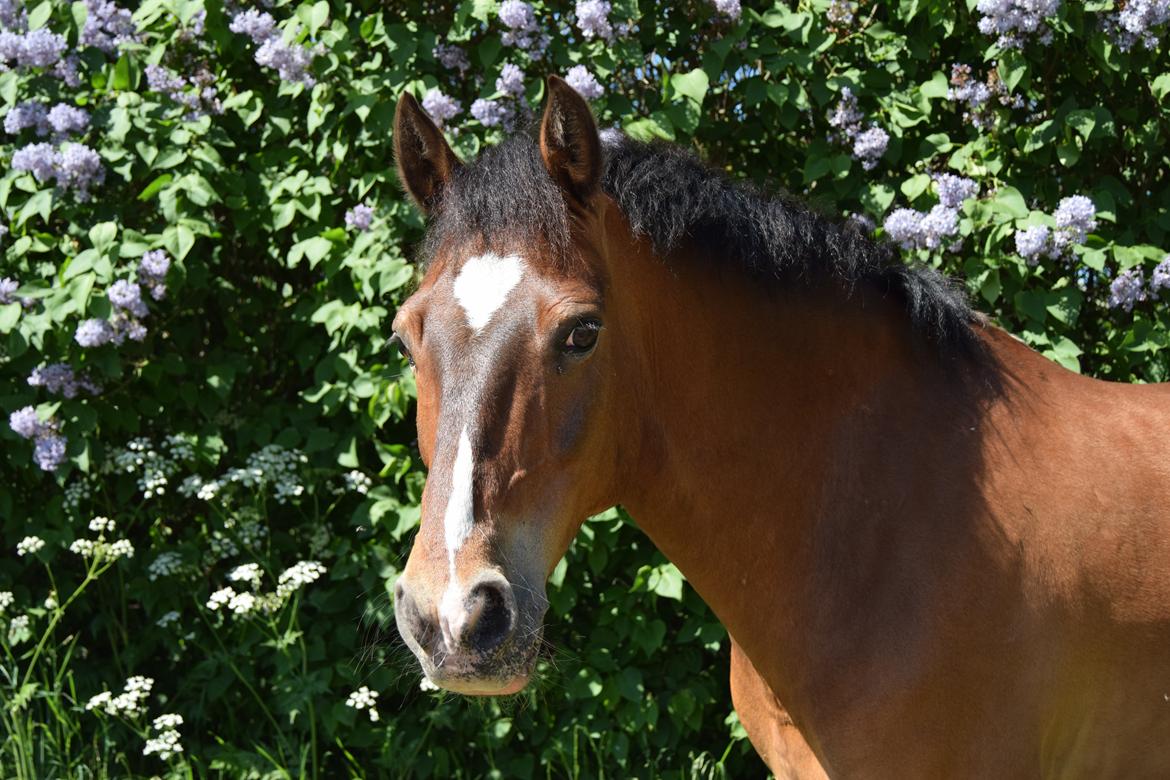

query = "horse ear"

[
  {"left": 394, "top": 91, "right": 462, "bottom": 215},
  {"left": 540, "top": 76, "right": 602, "bottom": 206}
]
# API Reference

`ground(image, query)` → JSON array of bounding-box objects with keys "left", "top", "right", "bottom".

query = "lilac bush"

[{"left": 0, "top": 1, "right": 1168, "bottom": 777}]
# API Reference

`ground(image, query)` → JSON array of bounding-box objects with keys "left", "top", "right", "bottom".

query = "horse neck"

[{"left": 607, "top": 215, "right": 997, "bottom": 704}]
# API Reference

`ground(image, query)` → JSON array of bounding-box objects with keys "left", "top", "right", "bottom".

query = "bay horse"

[{"left": 391, "top": 75, "right": 1170, "bottom": 777}]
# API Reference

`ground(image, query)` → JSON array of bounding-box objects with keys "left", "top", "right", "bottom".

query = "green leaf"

[
  {"left": 0, "top": 302, "right": 21, "bottom": 333},
  {"left": 901, "top": 173, "right": 932, "bottom": 201},
  {"left": 89, "top": 222, "right": 118, "bottom": 253},
  {"left": 27, "top": 1, "right": 51, "bottom": 30},
  {"left": 137, "top": 174, "right": 173, "bottom": 201},
  {"left": 670, "top": 69, "right": 709, "bottom": 105},
  {"left": 1151, "top": 74, "right": 1170, "bottom": 101},
  {"left": 624, "top": 115, "right": 674, "bottom": 142},
  {"left": 989, "top": 186, "right": 1029, "bottom": 220},
  {"left": 649, "top": 564, "right": 684, "bottom": 601}
]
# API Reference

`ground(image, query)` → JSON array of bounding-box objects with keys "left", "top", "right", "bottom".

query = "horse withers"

[{"left": 391, "top": 75, "right": 1170, "bottom": 777}]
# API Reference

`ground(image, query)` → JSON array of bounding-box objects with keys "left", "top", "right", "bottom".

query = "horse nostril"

[{"left": 466, "top": 580, "right": 515, "bottom": 654}]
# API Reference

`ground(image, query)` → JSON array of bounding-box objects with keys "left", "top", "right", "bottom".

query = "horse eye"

[
  {"left": 563, "top": 321, "right": 600, "bottom": 354},
  {"left": 391, "top": 333, "right": 414, "bottom": 367}
]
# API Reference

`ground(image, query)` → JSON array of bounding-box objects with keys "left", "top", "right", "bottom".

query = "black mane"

[{"left": 425, "top": 133, "right": 982, "bottom": 355}]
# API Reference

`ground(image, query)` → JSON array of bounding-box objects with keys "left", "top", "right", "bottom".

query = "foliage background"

[{"left": 0, "top": 0, "right": 1167, "bottom": 777}]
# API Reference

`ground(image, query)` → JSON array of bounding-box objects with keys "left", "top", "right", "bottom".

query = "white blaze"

[
  {"left": 453, "top": 252, "right": 524, "bottom": 331},
  {"left": 444, "top": 427, "right": 476, "bottom": 569},
  {"left": 440, "top": 427, "right": 476, "bottom": 642}
]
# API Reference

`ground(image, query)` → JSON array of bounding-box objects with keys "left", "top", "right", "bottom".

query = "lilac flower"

[
  {"left": 421, "top": 88, "right": 460, "bottom": 126},
  {"left": 918, "top": 205, "right": 959, "bottom": 250},
  {"left": 12, "top": 142, "right": 61, "bottom": 183},
  {"left": 471, "top": 98, "right": 513, "bottom": 128},
  {"left": 496, "top": 63, "right": 525, "bottom": 97},
  {"left": 826, "top": 0, "right": 857, "bottom": 26},
  {"left": 934, "top": 174, "right": 978, "bottom": 209},
  {"left": 345, "top": 204, "right": 374, "bottom": 231},
  {"left": 80, "top": 0, "right": 137, "bottom": 54},
  {"left": 851, "top": 125, "right": 889, "bottom": 170},
  {"left": 1014, "top": 225, "right": 1050, "bottom": 265},
  {"left": 499, "top": 1, "right": 536, "bottom": 30},
  {"left": 712, "top": 0, "right": 742, "bottom": 20},
  {"left": 229, "top": 9, "right": 319, "bottom": 87},
  {"left": 121, "top": 316, "right": 147, "bottom": 341},
  {"left": 46, "top": 104, "right": 89, "bottom": 137},
  {"left": 0, "top": 0, "right": 27, "bottom": 31},
  {"left": 827, "top": 87, "right": 864, "bottom": 140},
  {"left": 139, "top": 250, "right": 170, "bottom": 299},
  {"left": 29, "top": 364, "right": 77, "bottom": 397},
  {"left": 17, "top": 28, "right": 66, "bottom": 68},
  {"left": 34, "top": 433, "right": 67, "bottom": 471},
  {"left": 228, "top": 9, "right": 276, "bottom": 42},
  {"left": 576, "top": 1, "right": 613, "bottom": 41},
  {"left": 0, "top": 276, "right": 17, "bottom": 304},
  {"left": 433, "top": 43, "right": 469, "bottom": 73},
  {"left": 947, "top": 63, "right": 1023, "bottom": 129},
  {"left": 254, "top": 37, "right": 319, "bottom": 87},
  {"left": 108, "top": 280, "right": 149, "bottom": 318},
  {"left": 975, "top": 0, "right": 1060, "bottom": 49},
  {"left": 9, "top": 406, "right": 39, "bottom": 439},
  {"left": 75, "top": 318, "right": 115, "bottom": 347},
  {"left": 1101, "top": 0, "right": 1170, "bottom": 51},
  {"left": 498, "top": 1, "right": 550, "bottom": 55},
  {"left": 1053, "top": 195, "right": 1097, "bottom": 246},
  {"left": 4, "top": 101, "right": 49, "bottom": 135},
  {"left": 565, "top": 65, "right": 604, "bottom": 100},
  {"left": 883, "top": 209, "right": 924, "bottom": 250},
  {"left": 56, "top": 143, "right": 105, "bottom": 199},
  {"left": 1151, "top": 256, "right": 1170, "bottom": 294},
  {"left": 54, "top": 55, "right": 81, "bottom": 87},
  {"left": 1109, "top": 268, "right": 1146, "bottom": 312}
]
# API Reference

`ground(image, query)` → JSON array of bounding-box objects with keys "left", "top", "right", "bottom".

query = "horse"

[{"left": 390, "top": 75, "right": 1170, "bottom": 777}]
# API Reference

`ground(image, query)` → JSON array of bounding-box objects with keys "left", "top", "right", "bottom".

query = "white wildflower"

[
  {"left": 228, "top": 562, "right": 263, "bottom": 588},
  {"left": 206, "top": 587, "right": 235, "bottom": 610},
  {"left": 156, "top": 610, "right": 180, "bottom": 628},
  {"left": 345, "top": 686, "right": 380, "bottom": 722},
  {"left": 16, "top": 535, "right": 45, "bottom": 556},
  {"left": 88, "top": 515, "right": 115, "bottom": 533}
]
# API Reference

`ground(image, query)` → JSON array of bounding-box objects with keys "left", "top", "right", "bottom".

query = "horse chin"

[{"left": 434, "top": 672, "right": 531, "bottom": 697}]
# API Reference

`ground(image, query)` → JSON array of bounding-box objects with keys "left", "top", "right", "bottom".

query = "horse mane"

[{"left": 423, "top": 132, "right": 983, "bottom": 356}]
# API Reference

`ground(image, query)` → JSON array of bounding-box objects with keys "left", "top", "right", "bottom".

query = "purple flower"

[
  {"left": 1151, "top": 256, "right": 1170, "bottom": 293},
  {"left": 934, "top": 174, "right": 978, "bottom": 209},
  {"left": 139, "top": 249, "right": 170, "bottom": 299},
  {"left": 1101, "top": 0, "right": 1169, "bottom": 51},
  {"left": 576, "top": 1, "right": 613, "bottom": 41},
  {"left": 54, "top": 55, "right": 81, "bottom": 87},
  {"left": 1109, "top": 268, "right": 1146, "bottom": 312},
  {"left": 9, "top": 406, "right": 39, "bottom": 439},
  {"left": 1053, "top": 195, "right": 1097, "bottom": 245},
  {"left": 471, "top": 98, "right": 512, "bottom": 128},
  {"left": 345, "top": 204, "right": 374, "bottom": 231},
  {"left": 228, "top": 9, "right": 276, "bottom": 42},
  {"left": 496, "top": 63, "right": 525, "bottom": 97},
  {"left": 254, "top": 37, "right": 318, "bottom": 87},
  {"left": 4, "top": 101, "right": 49, "bottom": 135},
  {"left": 421, "top": 88, "right": 461, "bottom": 125},
  {"left": 919, "top": 205, "right": 959, "bottom": 250},
  {"left": 75, "top": 318, "right": 115, "bottom": 347},
  {"left": 108, "top": 279, "right": 149, "bottom": 318},
  {"left": 17, "top": 28, "right": 66, "bottom": 68},
  {"left": 229, "top": 9, "right": 319, "bottom": 87},
  {"left": 827, "top": 87, "right": 863, "bottom": 139},
  {"left": 433, "top": 43, "right": 469, "bottom": 73},
  {"left": 883, "top": 209, "right": 924, "bottom": 250},
  {"left": 975, "top": 0, "right": 1060, "bottom": 49},
  {"left": 1014, "top": 225, "right": 1050, "bottom": 264},
  {"left": 713, "top": 0, "right": 742, "bottom": 19},
  {"left": 56, "top": 143, "right": 105, "bottom": 199},
  {"left": 565, "top": 65, "right": 604, "bottom": 100},
  {"left": 121, "top": 316, "right": 147, "bottom": 341},
  {"left": 46, "top": 104, "right": 89, "bottom": 137},
  {"left": 0, "top": 276, "right": 17, "bottom": 304},
  {"left": 826, "top": 0, "right": 857, "bottom": 26},
  {"left": 499, "top": 1, "right": 536, "bottom": 30},
  {"left": 29, "top": 364, "right": 77, "bottom": 398},
  {"left": 80, "top": 0, "right": 137, "bottom": 54},
  {"left": 12, "top": 142, "right": 60, "bottom": 183},
  {"left": 851, "top": 125, "right": 888, "bottom": 170},
  {"left": 0, "top": 0, "right": 27, "bottom": 31},
  {"left": 33, "top": 433, "right": 67, "bottom": 471}
]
